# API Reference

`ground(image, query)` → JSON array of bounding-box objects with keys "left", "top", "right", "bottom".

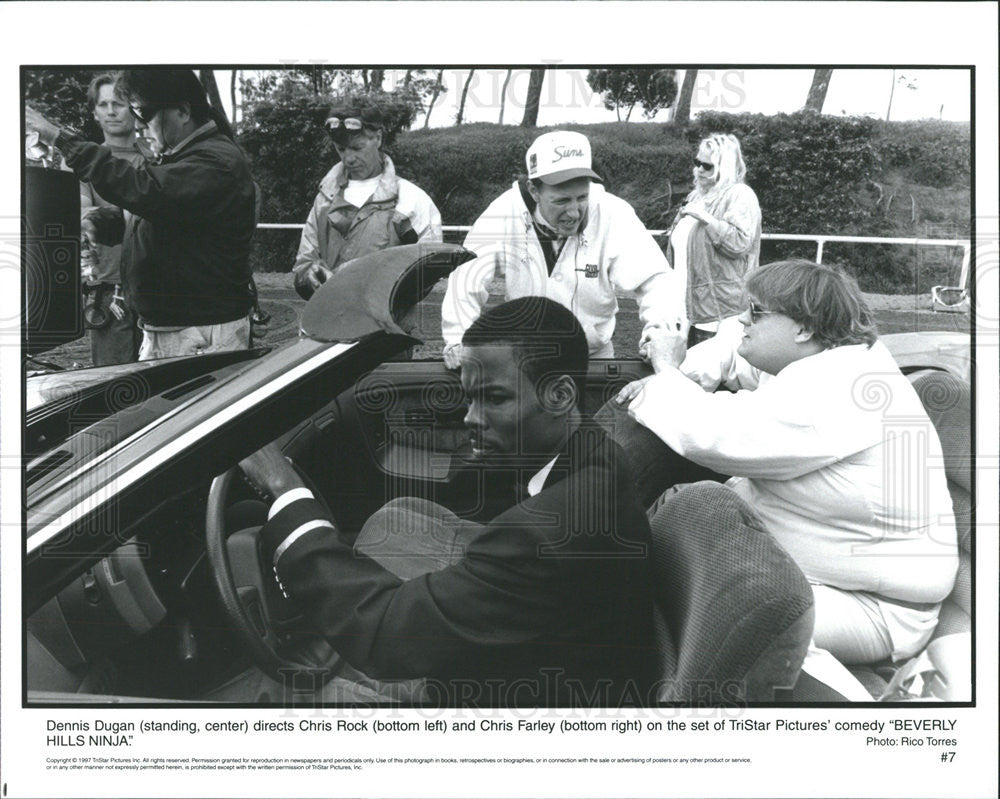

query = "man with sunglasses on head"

[
  {"left": 441, "top": 130, "right": 685, "bottom": 369},
  {"left": 291, "top": 101, "right": 442, "bottom": 300},
  {"left": 26, "top": 68, "right": 256, "bottom": 360}
]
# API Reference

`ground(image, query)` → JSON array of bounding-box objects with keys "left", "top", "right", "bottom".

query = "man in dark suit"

[{"left": 240, "top": 297, "right": 655, "bottom": 706}]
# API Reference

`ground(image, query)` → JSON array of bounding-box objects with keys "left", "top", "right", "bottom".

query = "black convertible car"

[{"left": 24, "top": 244, "right": 972, "bottom": 705}]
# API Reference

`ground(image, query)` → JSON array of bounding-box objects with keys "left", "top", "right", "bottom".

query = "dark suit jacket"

[{"left": 261, "top": 425, "right": 656, "bottom": 707}]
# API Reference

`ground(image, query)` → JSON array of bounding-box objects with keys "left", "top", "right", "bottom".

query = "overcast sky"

[{"left": 216, "top": 68, "right": 971, "bottom": 126}]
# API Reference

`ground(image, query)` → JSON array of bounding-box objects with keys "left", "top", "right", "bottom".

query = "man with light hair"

[
  {"left": 76, "top": 72, "right": 143, "bottom": 365},
  {"left": 292, "top": 101, "right": 442, "bottom": 300},
  {"left": 441, "top": 130, "right": 684, "bottom": 367}
]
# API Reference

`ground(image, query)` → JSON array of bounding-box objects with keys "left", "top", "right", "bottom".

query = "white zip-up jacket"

[{"left": 442, "top": 181, "right": 684, "bottom": 357}]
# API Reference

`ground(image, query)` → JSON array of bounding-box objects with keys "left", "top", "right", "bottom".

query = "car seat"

[
  {"left": 847, "top": 371, "right": 972, "bottom": 700},
  {"left": 646, "top": 481, "right": 815, "bottom": 704}
]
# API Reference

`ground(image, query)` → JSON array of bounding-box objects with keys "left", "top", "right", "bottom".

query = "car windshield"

[{"left": 24, "top": 245, "right": 473, "bottom": 512}]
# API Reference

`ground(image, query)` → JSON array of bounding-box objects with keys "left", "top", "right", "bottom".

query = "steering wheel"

[{"left": 205, "top": 464, "right": 342, "bottom": 688}]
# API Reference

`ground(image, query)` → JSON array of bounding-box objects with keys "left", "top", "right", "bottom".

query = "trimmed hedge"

[
  {"left": 240, "top": 110, "right": 970, "bottom": 293},
  {"left": 692, "top": 111, "right": 880, "bottom": 236},
  {"left": 875, "top": 120, "right": 971, "bottom": 188}
]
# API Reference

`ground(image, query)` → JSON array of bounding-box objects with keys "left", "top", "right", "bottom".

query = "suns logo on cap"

[{"left": 529, "top": 153, "right": 538, "bottom": 174}]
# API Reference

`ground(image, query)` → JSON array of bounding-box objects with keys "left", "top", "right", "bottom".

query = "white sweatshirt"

[{"left": 631, "top": 338, "right": 958, "bottom": 604}]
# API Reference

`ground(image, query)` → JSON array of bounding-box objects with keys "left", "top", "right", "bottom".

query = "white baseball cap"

[{"left": 525, "top": 131, "right": 602, "bottom": 185}]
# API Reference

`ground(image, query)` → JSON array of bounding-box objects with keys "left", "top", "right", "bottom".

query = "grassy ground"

[{"left": 34, "top": 272, "right": 970, "bottom": 370}]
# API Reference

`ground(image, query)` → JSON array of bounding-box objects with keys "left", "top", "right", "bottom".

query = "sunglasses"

[
  {"left": 693, "top": 158, "right": 715, "bottom": 171},
  {"left": 748, "top": 300, "right": 778, "bottom": 323},
  {"left": 325, "top": 116, "right": 367, "bottom": 131},
  {"left": 129, "top": 104, "right": 163, "bottom": 125}
]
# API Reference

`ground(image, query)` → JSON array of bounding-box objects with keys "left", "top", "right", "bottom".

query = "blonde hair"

[{"left": 691, "top": 133, "right": 747, "bottom": 200}]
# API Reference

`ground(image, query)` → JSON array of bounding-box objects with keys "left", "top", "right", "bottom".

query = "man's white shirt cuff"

[{"left": 269, "top": 487, "right": 315, "bottom": 520}]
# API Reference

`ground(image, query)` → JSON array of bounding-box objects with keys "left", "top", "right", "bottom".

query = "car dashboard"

[{"left": 26, "top": 482, "right": 252, "bottom": 703}]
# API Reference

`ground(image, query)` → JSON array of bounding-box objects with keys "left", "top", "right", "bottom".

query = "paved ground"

[{"left": 33, "top": 274, "right": 972, "bottom": 370}]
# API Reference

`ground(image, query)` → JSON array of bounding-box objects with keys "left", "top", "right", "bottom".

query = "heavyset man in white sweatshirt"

[{"left": 615, "top": 258, "right": 958, "bottom": 699}]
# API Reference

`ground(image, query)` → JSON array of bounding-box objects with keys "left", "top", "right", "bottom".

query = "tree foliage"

[
  {"left": 586, "top": 69, "right": 678, "bottom": 120},
  {"left": 239, "top": 69, "right": 446, "bottom": 127},
  {"left": 403, "top": 69, "right": 448, "bottom": 121},
  {"left": 23, "top": 69, "right": 102, "bottom": 141},
  {"left": 241, "top": 68, "right": 364, "bottom": 100}
]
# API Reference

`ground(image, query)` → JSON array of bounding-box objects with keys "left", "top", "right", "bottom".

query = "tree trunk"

[
  {"left": 369, "top": 70, "right": 385, "bottom": 91},
  {"left": 804, "top": 68, "right": 833, "bottom": 113},
  {"left": 456, "top": 69, "right": 475, "bottom": 125},
  {"left": 198, "top": 70, "right": 226, "bottom": 119},
  {"left": 498, "top": 69, "right": 513, "bottom": 123},
  {"left": 403, "top": 69, "right": 412, "bottom": 86},
  {"left": 885, "top": 69, "right": 897, "bottom": 121},
  {"left": 521, "top": 68, "right": 545, "bottom": 127},
  {"left": 423, "top": 69, "right": 445, "bottom": 129},
  {"left": 674, "top": 69, "right": 697, "bottom": 125},
  {"left": 230, "top": 70, "right": 238, "bottom": 127}
]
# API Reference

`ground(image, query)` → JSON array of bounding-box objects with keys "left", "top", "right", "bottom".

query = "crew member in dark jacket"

[
  {"left": 27, "top": 69, "right": 256, "bottom": 360},
  {"left": 240, "top": 297, "right": 656, "bottom": 706}
]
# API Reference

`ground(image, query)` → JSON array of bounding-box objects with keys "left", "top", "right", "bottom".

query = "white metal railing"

[{"left": 256, "top": 224, "right": 971, "bottom": 311}]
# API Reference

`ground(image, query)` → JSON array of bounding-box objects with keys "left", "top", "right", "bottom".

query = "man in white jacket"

[{"left": 441, "top": 131, "right": 684, "bottom": 367}]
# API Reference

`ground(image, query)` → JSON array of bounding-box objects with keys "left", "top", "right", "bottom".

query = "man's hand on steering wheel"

[
  {"left": 239, "top": 442, "right": 305, "bottom": 500},
  {"left": 208, "top": 451, "right": 341, "bottom": 686}
]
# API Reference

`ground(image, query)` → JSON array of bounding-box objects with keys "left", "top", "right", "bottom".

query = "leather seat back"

[
  {"left": 912, "top": 372, "right": 972, "bottom": 639},
  {"left": 647, "top": 482, "right": 814, "bottom": 704}
]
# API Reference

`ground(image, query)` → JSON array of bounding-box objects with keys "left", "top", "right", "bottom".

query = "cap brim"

[{"left": 534, "top": 167, "right": 602, "bottom": 185}]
